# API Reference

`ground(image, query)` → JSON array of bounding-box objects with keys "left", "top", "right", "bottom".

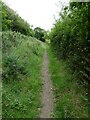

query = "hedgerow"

[{"left": 49, "top": 2, "right": 89, "bottom": 84}]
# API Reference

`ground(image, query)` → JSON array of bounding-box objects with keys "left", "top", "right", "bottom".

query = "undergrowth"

[
  {"left": 2, "top": 31, "right": 45, "bottom": 118},
  {"left": 48, "top": 48, "right": 88, "bottom": 118}
]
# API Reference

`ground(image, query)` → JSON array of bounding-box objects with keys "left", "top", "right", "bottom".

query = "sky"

[{"left": 3, "top": 0, "right": 69, "bottom": 31}]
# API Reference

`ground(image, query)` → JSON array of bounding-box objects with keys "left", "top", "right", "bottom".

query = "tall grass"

[
  {"left": 2, "top": 31, "right": 45, "bottom": 118},
  {"left": 48, "top": 48, "right": 88, "bottom": 118}
]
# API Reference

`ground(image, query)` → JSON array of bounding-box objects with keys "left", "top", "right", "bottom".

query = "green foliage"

[
  {"left": 48, "top": 49, "right": 88, "bottom": 118},
  {"left": 2, "top": 31, "right": 27, "bottom": 83},
  {"left": 3, "top": 55, "right": 27, "bottom": 82},
  {"left": 2, "top": 2, "right": 34, "bottom": 36},
  {"left": 49, "top": 2, "right": 89, "bottom": 83},
  {"left": 34, "top": 27, "right": 47, "bottom": 42},
  {"left": 2, "top": 31, "right": 45, "bottom": 118}
]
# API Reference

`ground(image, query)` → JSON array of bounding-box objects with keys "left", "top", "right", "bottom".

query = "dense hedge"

[{"left": 49, "top": 2, "right": 89, "bottom": 83}]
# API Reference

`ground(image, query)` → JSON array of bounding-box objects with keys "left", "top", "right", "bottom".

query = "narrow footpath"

[{"left": 40, "top": 50, "right": 54, "bottom": 118}]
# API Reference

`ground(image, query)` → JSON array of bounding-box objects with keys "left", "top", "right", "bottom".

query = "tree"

[{"left": 34, "top": 27, "right": 46, "bottom": 42}]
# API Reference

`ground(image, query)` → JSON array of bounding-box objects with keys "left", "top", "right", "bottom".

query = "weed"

[
  {"left": 2, "top": 31, "right": 44, "bottom": 118},
  {"left": 48, "top": 48, "right": 88, "bottom": 118}
]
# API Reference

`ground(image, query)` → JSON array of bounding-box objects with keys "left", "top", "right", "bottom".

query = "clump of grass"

[
  {"left": 48, "top": 48, "right": 88, "bottom": 118},
  {"left": 2, "top": 31, "right": 45, "bottom": 118}
]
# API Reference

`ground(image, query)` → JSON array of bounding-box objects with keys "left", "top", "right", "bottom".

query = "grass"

[
  {"left": 48, "top": 48, "right": 88, "bottom": 118},
  {"left": 2, "top": 31, "right": 45, "bottom": 118},
  {"left": 2, "top": 31, "right": 88, "bottom": 118}
]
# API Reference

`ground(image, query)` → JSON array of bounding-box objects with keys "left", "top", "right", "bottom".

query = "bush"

[
  {"left": 2, "top": 31, "right": 44, "bottom": 83},
  {"left": 3, "top": 55, "right": 27, "bottom": 83},
  {"left": 49, "top": 2, "right": 89, "bottom": 84}
]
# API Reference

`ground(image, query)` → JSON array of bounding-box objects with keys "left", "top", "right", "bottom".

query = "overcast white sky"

[{"left": 3, "top": 0, "right": 69, "bottom": 30}]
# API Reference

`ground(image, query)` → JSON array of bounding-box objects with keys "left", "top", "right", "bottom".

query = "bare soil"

[{"left": 40, "top": 50, "right": 54, "bottom": 118}]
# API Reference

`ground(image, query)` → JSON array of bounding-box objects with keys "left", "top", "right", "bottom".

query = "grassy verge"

[
  {"left": 2, "top": 31, "right": 45, "bottom": 118},
  {"left": 48, "top": 48, "right": 88, "bottom": 118}
]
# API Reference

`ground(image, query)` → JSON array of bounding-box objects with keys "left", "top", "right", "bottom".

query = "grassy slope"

[
  {"left": 48, "top": 48, "right": 88, "bottom": 118},
  {"left": 2, "top": 31, "right": 45, "bottom": 118}
]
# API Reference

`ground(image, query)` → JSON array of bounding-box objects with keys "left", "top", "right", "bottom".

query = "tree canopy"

[{"left": 34, "top": 27, "right": 47, "bottom": 42}]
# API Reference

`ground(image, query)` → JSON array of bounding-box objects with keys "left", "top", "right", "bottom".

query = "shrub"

[
  {"left": 3, "top": 55, "right": 27, "bottom": 83},
  {"left": 49, "top": 2, "right": 89, "bottom": 84}
]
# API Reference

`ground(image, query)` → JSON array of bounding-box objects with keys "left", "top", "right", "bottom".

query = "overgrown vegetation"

[
  {"left": 1, "top": 1, "right": 47, "bottom": 118},
  {"left": 1, "top": 0, "right": 89, "bottom": 118},
  {"left": 49, "top": 2, "right": 89, "bottom": 118},
  {"left": 49, "top": 2, "right": 89, "bottom": 85},
  {"left": 48, "top": 49, "right": 88, "bottom": 118},
  {"left": 2, "top": 31, "right": 45, "bottom": 118}
]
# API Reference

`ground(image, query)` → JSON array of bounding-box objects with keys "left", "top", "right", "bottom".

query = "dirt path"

[{"left": 40, "top": 50, "right": 54, "bottom": 118}]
